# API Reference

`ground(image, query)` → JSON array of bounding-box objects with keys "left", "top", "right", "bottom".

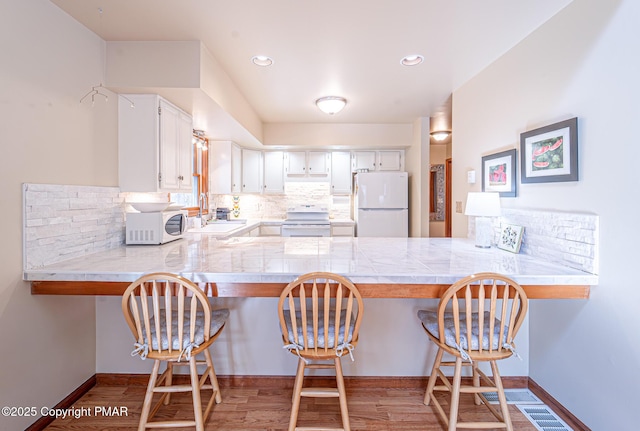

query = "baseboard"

[
  {"left": 25, "top": 375, "right": 96, "bottom": 431},
  {"left": 528, "top": 378, "right": 591, "bottom": 431}
]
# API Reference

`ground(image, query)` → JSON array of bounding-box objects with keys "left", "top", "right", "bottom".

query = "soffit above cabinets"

[{"left": 52, "top": 0, "right": 573, "bottom": 127}]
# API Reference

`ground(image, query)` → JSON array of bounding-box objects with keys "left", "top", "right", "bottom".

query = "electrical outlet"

[{"left": 456, "top": 201, "right": 463, "bottom": 213}]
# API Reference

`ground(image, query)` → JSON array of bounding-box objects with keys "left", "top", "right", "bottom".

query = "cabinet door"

[
  {"left": 352, "top": 151, "right": 377, "bottom": 172},
  {"left": 159, "top": 100, "right": 181, "bottom": 190},
  {"left": 242, "top": 149, "right": 262, "bottom": 193},
  {"left": 308, "top": 151, "right": 329, "bottom": 176},
  {"left": 377, "top": 150, "right": 403, "bottom": 171},
  {"left": 231, "top": 144, "right": 242, "bottom": 193},
  {"left": 286, "top": 151, "right": 306, "bottom": 175},
  {"left": 330, "top": 151, "right": 352, "bottom": 194},
  {"left": 263, "top": 151, "right": 284, "bottom": 193},
  {"left": 177, "top": 111, "right": 193, "bottom": 190},
  {"left": 210, "top": 140, "right": 241, "bottom": 194},
  {"left": 118, "top": 94, "right": 161, "bottom": 192}
]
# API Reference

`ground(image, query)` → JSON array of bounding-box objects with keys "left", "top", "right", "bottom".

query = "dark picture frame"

[
  {"left": 482, "top": 149, "right": 517, "bottom": 197},
  {"left": 520, "top": 117, "right": 578, "bottom": 183}
]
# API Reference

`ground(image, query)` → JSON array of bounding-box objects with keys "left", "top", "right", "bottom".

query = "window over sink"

[{"left": 170, "top": 131, "right": 209, "bottom": 217}]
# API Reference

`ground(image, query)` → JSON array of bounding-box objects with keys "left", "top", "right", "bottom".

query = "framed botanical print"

[
  {"left": 520, "top": 117, "right": 578, "bottom": 183},
  {"left": 482, "top": 149, "right": 517, "bottom": 197}
]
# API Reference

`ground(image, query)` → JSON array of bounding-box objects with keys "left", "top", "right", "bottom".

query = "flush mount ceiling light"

[
  {"left": 401, "top": 54, "right": 424, "bottom": 66},
  {"left": 315, "top": 96, "right": 347, "bottom": 115},
  {"left": 251, "top": 55, "right": 273, "bottom": 66},
  {"left": 430, "top": 130, "right": 451, "bottom": 141}
]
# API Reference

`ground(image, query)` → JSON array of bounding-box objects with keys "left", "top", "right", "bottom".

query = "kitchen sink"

[{"left": 190, "top": 223, "right": 244, "bottom": 233}]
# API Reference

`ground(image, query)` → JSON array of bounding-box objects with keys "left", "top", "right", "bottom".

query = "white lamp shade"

[
  {"left": 464, "top": 192, "right": 501, "bottom": 217},
  {"left": 316, "top": 96, "right": 347, "bottom": 115}
]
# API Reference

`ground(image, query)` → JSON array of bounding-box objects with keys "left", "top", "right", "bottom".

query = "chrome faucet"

[{"left": 198, "top": 193, "right": 208, "bottom": 226}]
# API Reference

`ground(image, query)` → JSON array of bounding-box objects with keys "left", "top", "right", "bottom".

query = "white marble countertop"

[{"left": 24, "top": 236, "right": 598, "bottom": 286}]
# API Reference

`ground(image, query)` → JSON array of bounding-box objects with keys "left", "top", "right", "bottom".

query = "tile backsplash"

[
  {"left": 468, "top": 208, "right": 599, "bottom": 275},
  {"left": 23, "top": 183, "right": 125, "bottom": 269},
  {"left": 212, "top": 182, "right": 351, "bottom": 220}
]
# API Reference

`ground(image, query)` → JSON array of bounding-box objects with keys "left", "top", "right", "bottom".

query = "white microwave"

[{"left": 126, "top": 210, "right": 187, "bottom": 245}]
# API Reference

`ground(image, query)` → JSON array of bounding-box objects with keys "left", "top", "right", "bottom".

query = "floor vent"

[
  {"left": 482, "top": 388, "right": 543, "bottom": 404},
  {"left": 517, "top": 405, "right": 574, "bottom": 431},
  {"left": 481, "top": 390, "right": 574, "bottom": 431}
]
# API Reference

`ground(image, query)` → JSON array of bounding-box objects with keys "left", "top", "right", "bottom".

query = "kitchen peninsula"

[{"left": 26, "top": 236, "right": 596, "bottom": 298}]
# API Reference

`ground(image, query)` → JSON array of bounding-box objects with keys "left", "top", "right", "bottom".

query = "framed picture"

[
  {"left": 497, "top": 224, "right": 524, "bottom": 253},
  {"left": 520, "top": 117, "right": 578, "bottom": 183},
  {"left": 482, "top": 149, "right": 517, "bottom": 197}
]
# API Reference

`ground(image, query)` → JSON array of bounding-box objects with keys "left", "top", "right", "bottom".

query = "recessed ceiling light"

[
  {"left": 251, "top": 55, "right": 273, "bottom": 67},
  {"left": 315, "top": 96, "right": 347, "bottom": 115},
  {"left": 401, "top": 54, "right": 424, "bottom": 66}
]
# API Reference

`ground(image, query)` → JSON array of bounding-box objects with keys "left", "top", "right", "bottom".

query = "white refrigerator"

[{"left": 354, "top": 172, "right": 409, "bottom": 237}]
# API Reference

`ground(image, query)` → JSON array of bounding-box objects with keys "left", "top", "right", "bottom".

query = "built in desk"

[{"left": 26, "top": 236, "right": 595, "bottom": 299}]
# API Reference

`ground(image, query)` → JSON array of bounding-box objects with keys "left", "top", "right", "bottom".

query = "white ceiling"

[{"left": 52, "top": 0, "right": 572, "bottom": 129}]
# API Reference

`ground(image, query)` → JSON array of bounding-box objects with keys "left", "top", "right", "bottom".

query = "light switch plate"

[
  {"left": 467, "top": 170, "right": 476, "bottom": 184},
  {"left": 456, "top": 201, "right": 463, "bottom": 213}
]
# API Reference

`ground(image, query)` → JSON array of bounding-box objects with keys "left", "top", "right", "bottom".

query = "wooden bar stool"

[
  {"left": 417, "top": 272, "right": 528, "bottom": 431},
  {"left": 122, "top": 272, "right": 229, "bottom": 431},
  {"left": 277, "top": 272, "right": 364, "bottom": 431}
]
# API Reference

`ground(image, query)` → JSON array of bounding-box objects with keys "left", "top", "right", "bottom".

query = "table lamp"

[{"left": 464, "top": 192, "right": 501, "bottom": 248}]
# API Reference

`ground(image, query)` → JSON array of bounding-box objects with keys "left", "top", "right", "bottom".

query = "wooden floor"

[{"left": 44, "top": 378, "right": 541, "bottom": 431}]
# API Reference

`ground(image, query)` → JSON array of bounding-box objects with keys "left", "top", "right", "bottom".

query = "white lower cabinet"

[
  {"left": 331, "top": 224, "right": 355, "bottom": 237},
  {"left": 259, "top": 225, "right": 282, "bottom": 236}
]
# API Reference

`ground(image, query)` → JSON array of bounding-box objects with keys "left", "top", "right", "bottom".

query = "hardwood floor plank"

[{"left": 43, "top": 381, "right": 545, "bottom": 431}]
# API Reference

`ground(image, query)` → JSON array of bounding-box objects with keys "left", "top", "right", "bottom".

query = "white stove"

[{"left": 282, "top": 205, "right": 331, "bottom": 237}]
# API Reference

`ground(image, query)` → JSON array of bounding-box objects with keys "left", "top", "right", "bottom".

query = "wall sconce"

[
  {"left": 464, "top": 192, "right": 501, "bottom": 248},
  {"left": 430, "top": 130, "right": 451, "bottom": 142}
]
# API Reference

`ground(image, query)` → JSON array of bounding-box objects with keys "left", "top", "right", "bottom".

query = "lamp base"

[{"left": 474, "top": 216, "right": 493, "bottom": 248}]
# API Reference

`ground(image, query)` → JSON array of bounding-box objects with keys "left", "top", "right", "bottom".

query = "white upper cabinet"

[
  {"left": 285, "top": 151, "right": 330, "bottom": 176},
  {"left": 307, "top": 151, "right": 330, "bottom": 175},
  {"left": 210, "top": 141, "right": 242, "bottom": 194},
  {"left": 242, "top": 148, "right": 262, "bottom": 193},
  {"left": 285, "top": 151, "right": 307, "bottom": 175},
  {"left": 352, "top": 150, "right": 404, "bottom": 172},
  {"left": 330, "top": 151, "right": 352, "bottom": 194},
  {"left": 159, "top": 100, "right": 193, "bottom": 190},
  {"left": 352, "top": 151, "right": 377, "bottom": 172},
  {"left": 377, "top": 150, "right": 403, "bottom": 171},
  {"left": 118, "top": 94, "right": 193, "bottom": 192},
  {"left": 263, "top": 151, "right": 284, "bottom": 193}
]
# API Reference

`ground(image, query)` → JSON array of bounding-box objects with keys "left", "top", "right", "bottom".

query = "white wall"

[
  {"left": 406, "top": 117, "right": 430, "bottom": 237},
  {"left": 452, "top": 0, "right": 638, "bottom": 428},
  {"left": 0, "top": 1, "right": 118, "bottom": 429}
]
